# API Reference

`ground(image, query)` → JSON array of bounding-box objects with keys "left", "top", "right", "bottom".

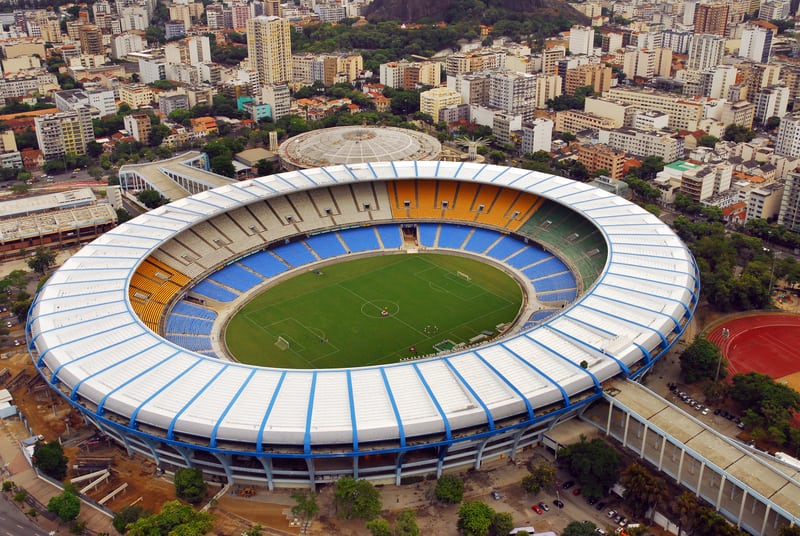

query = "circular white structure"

[
  {"left": 27, "top": 162, "right": 698, "bottom": 488},
  {"left": 278, "top": 126, "right": 442, "bottom": 170}
]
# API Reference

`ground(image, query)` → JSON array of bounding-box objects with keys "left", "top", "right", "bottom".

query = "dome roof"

[{"left": 278, "top": 126, "right": 441, "bottom": 169}]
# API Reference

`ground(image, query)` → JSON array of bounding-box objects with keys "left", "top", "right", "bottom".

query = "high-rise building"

[
  {"left": 564, "top": 63, "right": 611, "bottom": 96},
  {"left": 165, "top": 20, "right": 186, "bottom": 40},
  {"left": 264, "top": 0, "right": 281, "bottom": 17},
  {"left": 123, "top": 113, "right": 152, "bottom": 144},
  {"left": 522, "top": 118, "right": 553, "bottom": 155},
  {"left": 420, "top": 87, "right": 462, "bottom": 122},
  {"left": 489, "top": 71, "right": 536, "bottom": 117},
  {"left": 778, "top": 170, "right": 800, "bottom": 231},
  {"left": 34, "top": 108, "right": 94, "bottom": 159},
  {"left": 693, "top": 3, "right": 730, "bottom": 36},
  {"left": 569, "top": 25, "right": 595, "bottom": 56},
  {"left": 754, "top": 85, "right": 789, "bottom": 125},
  {"left": 687, "top": 34, "right": 725, "bottom": 71},
  {"left": 740, "top": 24, "right": 774, "bottom": 63},
  {"left": 741, "top": 62, "right": 782, "bottom": 104},
  {"left": 246, "top": 16, "right": 292, "bottom": 85},
  {"left": 776, "top": 111, "right": 800, "bottom": 158},
  {"left": 758, "top": 0, "right": 790, "bottom": 20},
  {"left": 78, "top": 25, "right": 104, "bottom": 55},
  {"left": 231, "top": 2, "right": 252, "bottom": 29},
  {"left": 700, "top": 65, "right": 738, "bottom": 99}
]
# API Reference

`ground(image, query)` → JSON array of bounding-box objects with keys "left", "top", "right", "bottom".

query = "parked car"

[
  {"left": 607, "top": 509, "right": 617, "bottom": 518},
  {"left": 538, "top": 502, "right": 549, "bottom": 512},
  {"left": 595, "top": 501, "right": 606, "bottom": 511},
  {"left": 532, "top": 504, "right": 543, "bottom": 514},
  {"left": 553, "top": 499, "right": 564, "bottom": 509},
  {"left": 572, "top": 487, "right": 582, "bottom": 496},
  {"left": 491, "top": 490, "right": 501, "bottom": 500},
  {"left": 562, "top": 480, "right": 575, "bottom": 489}
]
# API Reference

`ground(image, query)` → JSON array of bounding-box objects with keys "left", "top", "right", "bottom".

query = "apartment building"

[
  {"left": 600, "top": 127, "right": 684, "bottom": 162},
  {"left": 576, "top": 143, "right": 627, "bottom": 178},
  {"left": 246, "top": 16, "right": 292, "bottom": 85},
  {"left": 604, "top": 88, "right": 704, "bottom": 130},
  {"left": 34, "top": 108, "right": 94, "bottom": 159}
]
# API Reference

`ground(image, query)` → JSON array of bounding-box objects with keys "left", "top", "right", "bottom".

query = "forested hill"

[{"left": 365, "top": 0, "right": 587, "bottom": 25}]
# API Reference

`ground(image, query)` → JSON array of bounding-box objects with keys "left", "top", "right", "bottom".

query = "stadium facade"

[{"left": 26, "top": 162, "right": 699, "bottom": 488}]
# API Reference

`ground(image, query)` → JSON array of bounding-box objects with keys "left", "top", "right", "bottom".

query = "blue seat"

[
  {"left": 531, "top": 309, "right": 559, "bottom": 321},
  {"left": 437, "top": 224, "right": 471, "bottom": 249},
  {"left": 522, "top": 257, "right": 569, "bottom": 280},
  {"left": 240, "top": 251, "right": 290, "bottom": 278},
  {"left": 505, "top": 247, "right": 551, "bottom": 269},
  {"left": 272, "top": 242, "right": 317, "bottom": 267},
  {"left": 191, "top": 280, "right": 238, "bottom": 302},
  {"left": 166, "top": 315, "right": 214, "bottom": 335},
  {"left": 486, "top": 236, "right": 525, "bottom": 260},
  {"left": 533, "top": 273, "right": 577, "bottom": 293},
  {"left": 338, "top": 227, "right": 381, "bottom": 252},
  {"left": 167, "top": 334, "right": 213, "bottom": 352},
  {"left": 305, "top": 233, "right": 347, "bottom": 259},
  {"left": 539, "top": 289, "right": 578, "bottom": 302},
  {"left": 463, "top": 228, "right": 501, "bottom": 254},
  {"left": 376, "top": 225, "right": 403, "bottom": 248},
  {"left": 418, "top": 223, "right": 438, "bottom": 247},
  {"left": 208, "top": 264, "right": 263, "bottom": 293},
  {"left": 172, "top": 302, "right": 217, "bottom": 320}
]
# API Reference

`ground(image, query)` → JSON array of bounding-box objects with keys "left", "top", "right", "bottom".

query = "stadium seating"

[
  {"left": 240, "top": 251, "right": 290, "bottom": 278},
  {"left": 272, "top": 242, "right": 317, "bottom": 267},
  {"left": 376, "top": 225, "right": 403, "bottom": 248},
  {"left": 166, "top": 334, "right": 213, "bottom": 352},
  {"left": 172, "top": 301, "right": 217, "bottom": 320},
  {"left": 191, "top": 280, "right": 238, "bottom": 302},
  {"left": 437, "top": 224, "right": 471, "bottom": 249},
  {"left": 538, "top": 289, "right": 578, "bottom": 303},
  {"left": 165, "top": 315, "right": 214, "bottom": 335},
  {"left": 463, "top": 227, "right": 501, "bottom": 254},
  {"left": 532, "top": 273, "right": 577, "bottom": 293},
  {"left": 505, "top": 247, "right": 552, "bottom": 269},
  {"left": 338, "top": 227, "right": 380, "bottom": 253},
  {"left": 305, "top": 233, "right": 348, "bottom": 259},
  {"left": 522, "top": 257, "right": 570, "bottom": 280},
  {"left": 486, "top": 235, "right": 526, "bottom": 261},
  {"left": 208, "top": 264, "right": 264, "bottom": 293},
  {"left": 418, "top": 223, "right": 439, "bottom": 247}
]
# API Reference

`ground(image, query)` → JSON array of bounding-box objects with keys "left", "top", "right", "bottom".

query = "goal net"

[
  {"left": 275, "top": 336, "right": 290, "bottom": 350},
  {"left": 457, "top": 271, "right": 471, "bottom": 282}
]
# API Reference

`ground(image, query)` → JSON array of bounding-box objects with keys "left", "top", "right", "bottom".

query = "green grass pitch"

[{"left": 225, "top": 253, "right": 523, "bottom": 369}]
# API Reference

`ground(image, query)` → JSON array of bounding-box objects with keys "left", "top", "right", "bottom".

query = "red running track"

[{"left": 708, "top": 314, "right": 800, "bottom": 379}]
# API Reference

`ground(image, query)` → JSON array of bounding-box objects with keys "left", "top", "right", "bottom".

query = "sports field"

[{"left": 225, "top": 253, "right": 523, "bottom": 369}]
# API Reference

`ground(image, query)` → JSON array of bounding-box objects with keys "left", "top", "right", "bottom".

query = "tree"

[
  {"left": 333, "top": 477, "right": 381, "bottom": 520},
  {"left": 242, "top": 525, "right": 264, "bottom": 536},
  {"left": 86, "top": 140, "right": 104, "bottom": 158},
  {"left": 47, "top": 485, "right": 80, "bottom": 523},
  {"left": 723, "top": 124, "right": 755, "bottom": 143},
  {"left": 291, "top": 490, "right": 319, "bottom": 521},
  {"left": 679, "top": 335, "right": 725, "bottom": 383},
  {"left": 27, "top": 246, "right": 56, "bottom": 275},
  {"left": 173, "top": 467, "right": 206, "bottom": 504},
  {"left": 673, "top": 491, "right": 699, "bottom": 535},
  {"left": 491, "top": 511, "right": 514, "bottom": 536},
  {"left": 562, "top": 521, "right": 597, "bottom": 536},
  {"left": 33, "top": 441, "right": 68, "bottom": 480},
  {"left": 396, "top": 510, "right": 420, "bottom": 536},
  {"left": 619, "top": 463, "right": 667, "bottom": 521},
  {"left": 521, "top": 461, "right": 555, "bottom": 494},
  {"left": 366, "top": 518, "right": 392, "bottom": 536},
  {"left": 557, "top": 436, "right": 620, "bottom": 499},
  {"left": 698, "top": 135, "right": 719, "bottom": 148},
  {"left": 457, "top": 501, "right": 494, "bottom": 536},
  {"left": 779, "top": 527, "right": 800, "bottom": 536},
  {"left": 435, "top": 474, "right": 464, "bottom": 503},
  {"left": 136, "top": 189, "right": 167, "bottom": 209},
  {"left": 256, "top": 158, "right": 275, "bottom": 176},
  {"left": 210, "top": 154, "right": 236, "bottom": 177},
  {"left": 125, "top": 500, "right": 214, "bottom": 536},
  {"left": 113, "top": 505, "right": 147, "bottom": 533}
]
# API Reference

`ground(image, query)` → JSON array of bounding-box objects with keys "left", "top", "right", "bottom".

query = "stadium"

[{"left": 26, "top": 161, "right": 699, "bottom": 489}]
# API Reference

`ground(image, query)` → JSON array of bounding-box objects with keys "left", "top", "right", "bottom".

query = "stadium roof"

[
  {"left": 29, "top": 162, "right": 697, "bottom": 452},
  {"left": 118, "top": 151, "right": 234, "bottom": 201}
]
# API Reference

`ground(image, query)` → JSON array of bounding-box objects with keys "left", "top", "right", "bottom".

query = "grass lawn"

[{"left": 225, "top": 253, "right": 523, "bottom": 369}]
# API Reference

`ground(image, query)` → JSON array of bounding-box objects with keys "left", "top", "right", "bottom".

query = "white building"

[
  {"left": 599, "top": 127, "right": 684, "bottom": 162},
  {"left": 775, "top": 111, "right": 800, "bottom": 158},
  {"left": 522, "top": 118, "right": 553, "bottom": 155},
  {"left": 754, "top": 85, "right": 789, "bottom": 125},
  {"left": 138, "top": 56, "right": 167, "bottom": 83},
  {"left": 489, "top": 71, "right": 537, "bottom": 117},
  {"left": 569, "top": 25, "right": 595, "bottom": 56},
  {"left": 54, "top": 88, "right": 116, "bottom": 117},
  {"left": 111, "top": 33, "right": 146, "bottom": 60},
  {"left": 261, "top": 83, "right": 290, "bottom": 119},
  {"left": 701, "top": 65, "right": 738, "bottom": 99},
  {"left": 739, "top": 24, "right": 773, "bottom": 63},
  {"left": 687, "top": 34, "right": 725, "bottom": 72}
]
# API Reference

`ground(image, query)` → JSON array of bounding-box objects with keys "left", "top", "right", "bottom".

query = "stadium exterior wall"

[{"left": 26, "top": 162, "right": 699, "bottom": 488}]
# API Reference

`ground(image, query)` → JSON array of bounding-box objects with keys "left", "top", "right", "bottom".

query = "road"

[{"left": 0, "top": 495, "right": 52, "bottom": 536}]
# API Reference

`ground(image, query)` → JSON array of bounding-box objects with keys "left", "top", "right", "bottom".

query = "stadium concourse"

[{"left": 26, "top": 161, "right": 699, "bottom": 489}]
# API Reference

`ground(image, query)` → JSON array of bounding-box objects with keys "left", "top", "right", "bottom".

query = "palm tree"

[{"left": 673, "top": 491, "right": 698, "bottom": 535}]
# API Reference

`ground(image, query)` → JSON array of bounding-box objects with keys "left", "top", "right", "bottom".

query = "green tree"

[
  {"left": 396, "top": 510, "right": 419, "bottom": 536},
  {"left": 435, "top": 474, "right": 465, "bottom": 503},
  {"left": 242, "top": 524, "right": 264, "bottom": 536},
  {"left": 173, "top": 467, "right": 206, "bottom": 504},
  {"left": 679, "top": 335, "right": 726, "bottom": 383},
  {"left": 33, "top": 441, "right": 68, "bottom": 480},
  {"left": 47, "top": 485, "right": 80, "bottom": 522},
  {"left": 779, "top": 526, "right": 800, "bottom": 536},
  {"left": 27, "top": 246, "right": 56, "bottom": 275},
  {"left": 255, "top": 158, "right": 275, "bottom": 176},
  {"left": 366, "top": 517, "right": 391, "bottom": 536},
  {"left": 457, "top": 501, "right": 494, "bottom": 536},
  {"left": 619, "top": 463, "right": 667, "bottom": 521},
  {"left": 333, "top": 477, "right": 381, "bottom": 520},
  {"left": 723, "top": 124, "right": 755, "bottom": 143},
  {"left": 291, "top": 490, "right": 319, "bottom": 521},
  {"left": 521, "top": 461, "right": 555, "bottom": 494},
  {"left": 563, "top": 521, "right": 597, "bottom": 536},
  {"left": 210, "top": 155, "right": 236, "bottom": 177},
  {"left": 491, "top": 511, "right": 514, "bottom": 536},
  {"left": 113, "top": 504, "right": 147, "bottom": 533},
  {"left": 136, "top": 189, "right": 167, "bottom": 209},
  {"left": 125, "top": 500, "right": 214, "bottom": 536},
  {"left": 557, "top": 436, "right": 620, "bottom": 499},
  {"left": 698, "top": 135, "right": 719, "bottom": 148}
]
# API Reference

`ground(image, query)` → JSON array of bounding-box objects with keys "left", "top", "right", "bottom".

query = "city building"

[
  {"left": 111, "top": 33, "right": 146, "bottom": 60},
  {"left": 555, "top": 110, "right": 618, "bottom": 133},
  {"left": 159, "top": 93, "right": 190, "bottom": 115},
  {"left": 123, "top": 113, "right": 152, "bottom": 144},
  {"left": 78, "top": 25, "right": 103, "bottom": 55},
  {"left": 680, "top": 162, "right": 733, "bottom": 201},
  {"left": 746, "top": 182, "right": 784, "bottom": 222},
  {"left": 775, "top": 111, "right": 800, "bottom": 158},
  {"left": 489, "top": 71, "right": 537, "bottom": 118},
  {"left": 604, "top": 88, "right": 704, "bottom": 130},
  {"left": 119, "top": 84, "right": 155, "bottom": 108},
  {"left": 739, "top": 23, "right": 774, "bottom": 63},
  {"left": 54, "top": 88, "right": 116, "bottom": 117},
  {"left": 420, "top": 87, "right": 462, "bottom": 122},
  {"left": 379, "top": 59, "right": 439, "bottom": 90},
  {"left": 576, "top": 143, "right": 627, "bottom": 178},
  {"left": 138, "top": 57, "right": 167, "bottom": 84},
  {"left": 600, "top": 127, "right": 684, "bottom": 162},
  {"left": 753, "top": 85, "right": 789, "bottom": 125},
  {"left": 564, "top": 63, "right": 611, "bottom": 96},
  {"left": 165, "top": 20, "right": 187, "bottom": 40},
  {"left": 261, "top": 83, "right": 290, "bottom": 119},
  {"left": 569, "top": 25, "right": 595, "bottom": 56},
  {"left": 34, "top": 108, "right": 94, "bottom": 159},
  {"left": 521, "top": 118, "right": 554, "bottom": 155},
  {"left": 246, "top": 16, "right": 292, "bottom": 85},
  {"left": 778, "top": 171, "right": 800, "bottom": 231},
  {"left": 687, "top": 34, "right": 725, "bottom": 71},
  {"left": 693, "top": 3, "right": 730, "bottom": 36}
]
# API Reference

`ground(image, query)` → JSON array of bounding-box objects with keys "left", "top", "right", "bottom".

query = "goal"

[
  {"left": 457, "top": 271, "right": 471, "bottom": 282},
  {"left": 275, "top": 336, "right": 290, "bottom": 350}
]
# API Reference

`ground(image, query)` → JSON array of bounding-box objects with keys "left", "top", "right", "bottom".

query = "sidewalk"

[{"left": 0, "top": 417, "right": 117, "bottom": 535}]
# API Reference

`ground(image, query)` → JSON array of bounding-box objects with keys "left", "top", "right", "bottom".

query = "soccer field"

[{"left": 225, "top": 253, "right": 523, "bottom": 368}]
